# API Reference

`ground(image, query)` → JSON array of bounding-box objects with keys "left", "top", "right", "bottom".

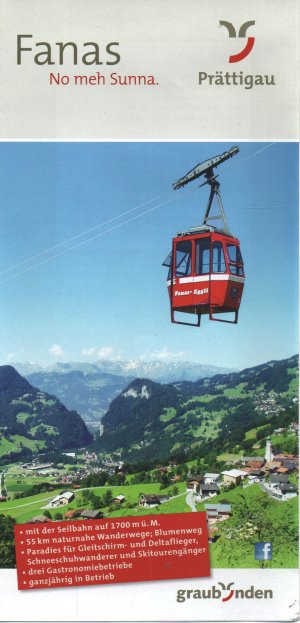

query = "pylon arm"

[
  {"left": 202, "top": 178, "right": 230, "bottom": 234},
  {"left": 172, "top": 146, "right": 239, "bottom": 190}
]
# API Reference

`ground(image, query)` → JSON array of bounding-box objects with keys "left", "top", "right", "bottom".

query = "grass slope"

[{"left": 197, "top": 484, "right": 298, "bottom": 568}]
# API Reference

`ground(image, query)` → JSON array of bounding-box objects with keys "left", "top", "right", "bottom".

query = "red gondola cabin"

[
  {"left": 164, "top": 226, "right": 245, "bottom": 326},
  {"left": 164, "top": 146, "right": 245, "bottom": 326}
]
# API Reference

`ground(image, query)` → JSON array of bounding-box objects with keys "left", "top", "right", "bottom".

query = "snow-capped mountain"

[
  {"left": 12, "top": 359, "right": 236, "bottom": 431},
  {"left": 14, "top": 359, "right": 235, "bottom": 383}
]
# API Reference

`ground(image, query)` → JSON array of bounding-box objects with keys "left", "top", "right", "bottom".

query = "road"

[
  {"left": 185, "top": 490, "right": 197, "bottom": 512},
  {"left": 1, "top": 496, "right": 55, "bottom": 510},
  {"left": 0, "top": 470, "right": 6, "bottom": 497}
]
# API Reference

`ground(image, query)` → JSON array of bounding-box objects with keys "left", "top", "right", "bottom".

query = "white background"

[
  {"left": 0, "top": 568, "right": 299, "bottom": 621},
  {"left": 0, "top": 0, "right": 299, "bottom": 139},
  {"left": 0, "top": 1, "right": 298, "bottom": 621}
]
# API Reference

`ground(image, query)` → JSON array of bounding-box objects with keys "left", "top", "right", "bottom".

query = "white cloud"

[
  {"left": 81, "top": 347, "right": 97, "bottom": 357},
  {"left": 80, "top": 345, "right": 122, "bottom": 361},
  {"left": 121, "top": 348, "right": 187, "bottom": 371},
  {"left": 49, "top": 344, "right": 64, "bottom": 357},
  {"left": 149, "top": 346, "right": 187, "bottom": 361},
  {"left": 97, "top": 346, "right": 122, "bottom": 361}
]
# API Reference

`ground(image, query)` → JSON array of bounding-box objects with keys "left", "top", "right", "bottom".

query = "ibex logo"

[{"left": 219, "top": 20, "right": 255, "bottom": 63}]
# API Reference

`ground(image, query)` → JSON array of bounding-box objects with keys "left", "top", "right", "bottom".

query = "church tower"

[{"left": 265, "top": 437, "right": 274, "bottom": 462}]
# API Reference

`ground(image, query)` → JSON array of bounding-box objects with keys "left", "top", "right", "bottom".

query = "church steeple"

[{"left": 265, "top": 437, "right": 274, "bottom": 462}]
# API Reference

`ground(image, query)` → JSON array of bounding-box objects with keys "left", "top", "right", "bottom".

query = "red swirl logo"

[
  {"left": 219, "top": 21, "right": 255, "bottom": 63},
  {"left": 218, "top": 582, "right": 235, "bottom": 602}
]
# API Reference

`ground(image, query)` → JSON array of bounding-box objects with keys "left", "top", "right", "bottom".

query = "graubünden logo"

[
  {"left": 177, "top": 582, "right": 273, "bottom": 603},
  {"left": 219, "top": 20, "right": 255, "bottom": 63}
]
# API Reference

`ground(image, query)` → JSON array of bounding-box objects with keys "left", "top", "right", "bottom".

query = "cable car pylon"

[{"left": 163, "top": 146, "right": 245, "bottom": 327}]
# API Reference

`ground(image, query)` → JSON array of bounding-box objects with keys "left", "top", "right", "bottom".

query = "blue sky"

[{"left": 0, "top": 141, "right": 298, "bottom": 370}]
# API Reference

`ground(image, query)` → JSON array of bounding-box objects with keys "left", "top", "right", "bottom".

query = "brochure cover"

[{"left": 0, "top": 1, "right": 299, "bottom": 621}]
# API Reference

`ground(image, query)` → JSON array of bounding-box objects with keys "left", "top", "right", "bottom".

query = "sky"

[{"left": 0, "top": 141, "right": 298, "bottom": 370}]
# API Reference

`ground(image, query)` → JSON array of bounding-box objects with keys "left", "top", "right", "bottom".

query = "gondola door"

[
  {"left": 169, "top": 235, "right": 211, "bottom": 326},
  {"left": 170, "top": 237, "right": 196, "bottom": 324},
  {"left": 193, "top": 235, "right": 211, "bottom": 314}
]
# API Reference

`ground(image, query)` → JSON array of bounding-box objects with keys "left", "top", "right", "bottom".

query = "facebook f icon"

[{"left": 255, "top": 542, "right": 272, "bottom": 560}]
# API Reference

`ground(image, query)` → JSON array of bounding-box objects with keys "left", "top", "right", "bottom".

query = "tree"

[
  {"left": 217, "top": 490, "right": 293, "bottom": 568},
  {"left": 0, "top": 514, "right": 16, "bottom": 568},
  {"left": 103, "top": 489, "right": 113, "bottom": 506},
  {"left": 81, "top": 490, "right": 91, "bottom": 504},
  {"left": 76, "top": 494, "right": 84, "bottom": 508},
  {"left": 109, "top": 471, "right": 126, "bottom": 486},
  {"left": 43, "top": 510, "right": 52, "bottom": 519},
  {"left": 54, "top": 512, "right": 63, "bottom": 520},
  {"left": 89, "top": 492, "right": 100, "bottom": 510},
  {"left": 159, "top": 472, "right": 169, "bottom": 489},
  {"left": 224, "top": 482, "right": 235, "bottom": 491}
]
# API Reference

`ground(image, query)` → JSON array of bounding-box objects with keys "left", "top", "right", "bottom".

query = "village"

[
  {"left": 0, "top": 432, "right": 298, "bottom": 534},
  {"left": 0, "top": 397, "right": 298, "bottom": 571}
]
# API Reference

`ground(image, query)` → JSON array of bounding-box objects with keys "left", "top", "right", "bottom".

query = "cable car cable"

[
  {"left": 0, "top": 143, "right": 276, "bottom": 286},
  {"left": 0, "top": 190, "right": 172, "bottom": 277},
  {"left": 238, "top": 141, "right": 277, "bottom": 163},
  {"left": 0, "top": 189, "right": 197, "bottom": 285}
]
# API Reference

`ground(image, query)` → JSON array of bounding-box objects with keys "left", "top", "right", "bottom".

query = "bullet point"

[
  {"left": 21, "top": 551, "right": 25, "bottom": 554},
  {"left": 22, "top": 571, "right": 26, "bottom": 575}
]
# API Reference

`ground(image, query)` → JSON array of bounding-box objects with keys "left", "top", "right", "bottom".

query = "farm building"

[
  {"left": 221, "top": 469, "right": 248, "bottom": 485},
  {"left": 113, "top": 495, "right": 125, "bottom": 504},
  {"left": 49, "top": 491, "right": 74, "bottom": 507},
  {"left": 203, "top": 473, "right": 221, "bottom": 484},
  {"left": 27, "top": 515, "right": 52, "bottom": 524},
  {"left": 200, "top": 483, "right": 220, "bottom": 498},
  {"left": 140, "top": 494, "right": 169, "bottom": 508},
  {"left": 186, "top": 477, "right": 202, "bottom": 491},
  {"left": 80, "top": 510, "right": 103, "bottom": 519},
  {"left": 205, "top": 503, "right": 232, "bottom": 522}
]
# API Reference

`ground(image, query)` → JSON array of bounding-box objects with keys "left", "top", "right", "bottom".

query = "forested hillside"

[
  {"left": 96, "top": 355, "right": 298, "bottom": 462},
  {"left": 0, "top": 366, "right": 93, "bottom": 462}
]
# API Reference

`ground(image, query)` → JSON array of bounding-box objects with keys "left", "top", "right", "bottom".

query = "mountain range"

[
  {"left": 13, "top": 360, "right": 235, "bottom": 429},
  {"left": 0, "top": 365, "right": 93, "bottom": 462},
  {"left": 0, "top": 355, "right": 298, "bottom": 465},
  {"left": 14, "top": 360, "right": 235, "bottom": 381},
  {"left": 96, "top": 354, "right": 299, "bottom": 462}
]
